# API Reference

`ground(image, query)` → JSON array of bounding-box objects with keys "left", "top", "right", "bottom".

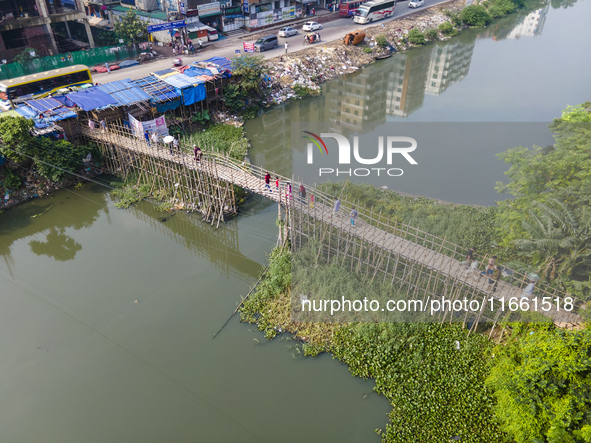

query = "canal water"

[
  {"left": 246, "top": 0, "right": 591, "bottom": 206},
  {"left": 2, "top": 0, "right": 590, "bottom": 441}
]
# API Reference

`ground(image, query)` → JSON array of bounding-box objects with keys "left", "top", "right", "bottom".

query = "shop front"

[{"left": 197, "top": 1, "right": 222, "bottom": 30}]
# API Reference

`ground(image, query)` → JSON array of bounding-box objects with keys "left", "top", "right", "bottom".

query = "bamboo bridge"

[{"left": 81, "top": 123, "right": 583, "bottom": 329}]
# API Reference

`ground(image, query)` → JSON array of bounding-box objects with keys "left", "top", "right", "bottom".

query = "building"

[{"left": 0, "top": 0, "right": 95, "bottom": 58}]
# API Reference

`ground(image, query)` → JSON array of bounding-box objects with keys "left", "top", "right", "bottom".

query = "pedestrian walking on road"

[
  {"left": 198, "top": 39, "right": 203, "bottom": 50},
  {"left": 105, "top": 62, "right": 110, "bottom": 73},
  {"left": 285, "top": 42, "right": 288, "bottom": 54},
  {"left": 350, "top": 207, "right": 358, "bottom": 227}
]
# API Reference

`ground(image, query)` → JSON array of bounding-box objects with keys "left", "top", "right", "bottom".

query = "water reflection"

[
  {"left": 0, "top": 187, "right": 106, "bottom": 261},
  {"left": 29, "top": 227, "right": 82, "bottom": 261}
]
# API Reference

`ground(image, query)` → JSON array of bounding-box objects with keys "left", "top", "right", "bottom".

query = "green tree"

[
  {"left": 513, "top": 199, "right": 591, "bottom": 297},
  {"left": 225, "top": 55, "right": 270, "bottom": 117},
  {"left": 407, "top": 29, "right": 426, "bottom": 46},
  {"left": 0, "top": 116, "right": 35, "bottom": 162},
  {"left": 487, "top": 328, "right": 591, "bottom": 443},
  {"left": 113, "top": 9, "right": 148, "bottom": 45},
  {"left": 495, "top": 103, "right": 591, "bottom": 245},
  {"left": 460, "top": 5, "right": 493, "bottom": 27},
  {"left": 13, "top": 47, "right": 38, "bottom": 64}
]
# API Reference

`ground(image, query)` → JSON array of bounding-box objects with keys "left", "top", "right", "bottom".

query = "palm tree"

[{"left": 514, "top": 199, "right": 591, "bottom": 291}]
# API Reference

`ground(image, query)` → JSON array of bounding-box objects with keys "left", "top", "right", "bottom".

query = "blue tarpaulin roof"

[
  {"left": 66, "top": 87, "right": 118, "bottom": 111},
  {"left": 15, "top": 97, "right": 77, "bottom": 128},
  {"left": 160, "top": 73, "right": 204, "bottom": 89},
  {"left": 183, "top": 67, "right": 214, "bottom": 78},
  {"left": 98, "top": 79, "right": 151, "bottom": 106},
  {"left": 202, "top": 57, "right": 233, "bottom": 72},
  {"left": 132, "top": 75, "right": 181, "bottom": 103}
]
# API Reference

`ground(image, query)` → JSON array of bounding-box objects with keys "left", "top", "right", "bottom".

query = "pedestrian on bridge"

[
  {"left": 350, "top": 207, "right": 358, "bottom": 227},
  {"left": 173, "top": 138, "right": 179, "bottom": 155},
  {"left": 151, "top": 131, "right": 159, "bottom": 148},
  {"left": 333, "top": 198, "right": 340, "bottom": 215},
  {"left": 144, "top": 130, "right": 150, "bottom": 145},
  {"left": 194, "top": 144, "right": 202, "bottom": 163},
  {"left": 264, "top": 172, "right": 271, "bottom": 191},
  {"left": 100, "top": 120, "right": 107, "bottom": 132},
  {"left": 275, "top": 177, "right": 280, "bottom": 192},
  {"left": 299, "top": 184, "right": 306, "bottom": 203}
]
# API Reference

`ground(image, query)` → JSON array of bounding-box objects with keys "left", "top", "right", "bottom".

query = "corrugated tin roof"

[{"left": 98, "top": 79, "right": 151, "bottom": 106}]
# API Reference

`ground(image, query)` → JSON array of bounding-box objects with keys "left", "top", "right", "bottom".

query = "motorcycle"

[
  {"left": 173, "top": 58, "right": 183, "bottom": 67},
  {"left": 303, "top": 33, "right": 321, "bottom": 45}
]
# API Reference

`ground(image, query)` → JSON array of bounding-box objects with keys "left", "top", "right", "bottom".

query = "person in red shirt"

[{"left": 264, "top": 172, "right": 271, "bottom": 191}]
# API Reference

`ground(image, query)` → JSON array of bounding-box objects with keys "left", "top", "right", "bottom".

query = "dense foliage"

[
  {"left": 487, "top": 328, "right": 591, "bottom": 442},
  {"left": 407, "top": 29, "right": 426, "bottom": 46},
  {"left": 332, "top": 323, "right": 501, "bottom": 442},
  {"left": 185, "top": 124, "right": 249, "bottom": 160},
  {"left": 425, "top": 28, "right": 439, "bottom": 41},
  {"left": 496, "top": 103, "right": 591, "bottom": 297},
  {"left": 0, "top": 116, "right": 95, "bottom": 184},
  {"left": 460, "top": 5, "right": 493, "bottom": 26},
  {"left": 225, "top": 55, "right": 270, "bottom": 118},
  {"left": 439, "top": 22, "right": 458, "bottom": 36},
  {"left": 113, "top": 9, "right": 148, "bottom": 45}
]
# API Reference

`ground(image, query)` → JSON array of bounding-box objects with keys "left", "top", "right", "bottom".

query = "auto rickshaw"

[{"left": 303, "top": 33, "right": 321, "bottom": 44}]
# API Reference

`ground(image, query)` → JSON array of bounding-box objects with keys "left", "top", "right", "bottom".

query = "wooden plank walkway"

[{"left": 82, "top": 126, "right": 581, "bottom": 326}]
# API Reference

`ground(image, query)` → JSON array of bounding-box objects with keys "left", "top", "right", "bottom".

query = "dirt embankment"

[{"left": 263, "top": 0, "right": 465, "bottom": 105}]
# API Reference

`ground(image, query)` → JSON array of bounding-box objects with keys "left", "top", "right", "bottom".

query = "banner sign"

[
  {"left": 129, "top": 114, "right": 169, "bottom": 138},
  {"left": 147, "top": 20, "right": 186, "bottom": 33},
  {"left": 197, "top": 1, "right": 220, "bottom": 17},
  {"left": 243, "top": 42, "right": 255, "bottom": 53}
]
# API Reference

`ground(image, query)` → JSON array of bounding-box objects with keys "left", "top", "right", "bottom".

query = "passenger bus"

[
  {"left": 353, "top": 0, "right": 395, "bottom": 23},
  {"left": 0, "top": 65, "right": 92, "bottom": 111},
  {"left": 339, "top": 0, "right": 370, "bottom": 17}
]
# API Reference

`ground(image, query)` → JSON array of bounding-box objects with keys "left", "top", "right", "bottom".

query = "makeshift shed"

[
  {"left": 156, "top": 72, "right": 206, "bottom": 106},
  {"left": 98, "top": 79, "right": 152, "bottom": 107},
  {"left": 66, "top": 87, "right": 118, "bottom": 111}
]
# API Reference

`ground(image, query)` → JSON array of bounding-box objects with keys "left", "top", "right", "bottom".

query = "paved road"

[{"left": 95, "top": 0, "right": 451, "bottom": 83}]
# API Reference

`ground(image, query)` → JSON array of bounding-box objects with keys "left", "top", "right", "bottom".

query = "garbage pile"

[
  {"left": 265, "top": 46, "right": 375, "bottom": 105},
  {"left": 261, "top": 0, "right": 464, "bottom": 105}
]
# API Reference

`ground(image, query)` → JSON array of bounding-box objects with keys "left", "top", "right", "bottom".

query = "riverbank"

[{"left": 260, "top": 0, "right": 465, "bottom": 106}]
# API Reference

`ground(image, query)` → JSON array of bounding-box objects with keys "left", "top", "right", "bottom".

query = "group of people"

[{"left": 171, "top": 39, "right": 202, "bottom": 57}]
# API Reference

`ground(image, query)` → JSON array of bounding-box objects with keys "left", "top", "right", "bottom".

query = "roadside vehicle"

[
  {"left": 0, "top": 65, "right": 92, "bottom": 111},
  {"left": 353, "top": 0, "right": 395, "bottom": 23},
  {"left": 278, "top": 26, "right": 298, "bottom": 37},
  {"left": 302, "top": 21, "right": 322, "bottom": 31},
  {"left": 409, "top": 0, "right": 424, "bottom": 8},
  {"left": 303, "top": 33, "right": 322, "bottom": 44},
  {"left": 254, "top": 35, "right": 279, "bottom": 52},
  {"left": 339, "top": 0, "right": 370, "bottom": 17}
]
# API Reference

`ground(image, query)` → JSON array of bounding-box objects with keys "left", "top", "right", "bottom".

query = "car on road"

[
  {"left": 409, "top": 0, "right": 424, "bottom": 7},
  {"left": 278, "top": 26, "right": 298, "bottom": 37},
  {"left": 254, "top": 35, "right": 279, "bottom": 52},
  {"left": 302, "top": 22, "right": 322, "bottom": 32}
]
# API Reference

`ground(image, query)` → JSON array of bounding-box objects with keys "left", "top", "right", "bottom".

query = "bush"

[
  {"left": 443, "top": 9, "right": 462, "bottom": 27},
  {"left": 3, "top": 169, "right": 22, "bottom": 190},
  {"left": 460, "top": 5, "right": 493, "bottom": 27},
  {"left": 363, "top": 46, "right": 373, "bottom": 53},
  {"left": 425, "top": 28, "right": 439, "bottom": 41},
  {"left": 375, "top": 34, "right": 389, "bottom": 48},
  {"left": 407, "top": 29, "right": 426, "bottom": 46},
  {"left": 438, "top": 22, "right": 458, "bottom": 36}
]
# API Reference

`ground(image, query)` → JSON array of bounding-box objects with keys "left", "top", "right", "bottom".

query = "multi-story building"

[{"left": 0, "top": 0, "right": 95, "bottom": 58}]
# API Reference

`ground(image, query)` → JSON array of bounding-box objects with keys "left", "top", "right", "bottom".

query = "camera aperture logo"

[{"left": 303, "top": 132, "right": 418, "bottom": 177}]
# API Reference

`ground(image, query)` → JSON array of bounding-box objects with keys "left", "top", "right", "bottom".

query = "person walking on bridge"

[
  {"left": 350, "top": 207, "right": 358, "bottom": 227},
  {"left": 151, "top": 131, "right": 159, "bottom": 149},
  {"left": 264, "top": 172, "right": 271, "bottom": 191}
]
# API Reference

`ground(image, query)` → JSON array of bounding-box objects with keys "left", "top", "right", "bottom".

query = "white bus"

[{"left": 353, "top": 0, "right": 395, "bottom": 23}]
